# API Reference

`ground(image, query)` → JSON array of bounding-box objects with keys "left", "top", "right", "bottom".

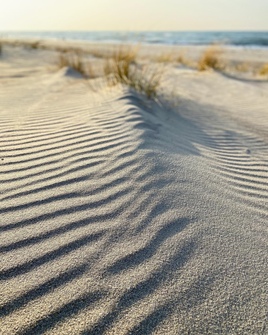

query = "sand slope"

[{"left": 0, "top": 46, "right": 267, "bottom": 334}]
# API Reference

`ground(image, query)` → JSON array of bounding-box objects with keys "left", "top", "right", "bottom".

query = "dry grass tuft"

[
  {"left": 104, "top": 46, "right": 162, "bottom": 99},
  {"left": 104, "top": 46, "right": 137, "bottom": 84},
  {"left": 235, "top": 62, "right": 249, "bottom": 73},
  {"left": 58, "top": 52, "right": 99, "bottom": 79},
  {"left": 58, "top": 52, "right": 83, "bottom": 71},
  {"left": 176, "top": 54, "right": 187, "bottom": 64},
  {"left": 58, "top": 53, "right": 88, "bottom": 77},
  {"left": 155, "top": 52, "right": 175, "bottom": 63},
  {"left": 132, "top": 65, "right": 163, "bottom": 99},
  {"left": 1, "top": 39, "right": 43, "bottom": 50},
  {"left": 155, "top": 51, "right": 195, "bottom": 68},
  {"left": 87, "top": 48, "right": 110, "bottom": 59},
  {"left": 259, "top": 63, "right": 268, "bottom": 76},
  {"left": 176, "top": 53, "right": 195, "bottom": 68},
  {"left": 28, "top": 41, "right": 41, "bottom": 49},
  {"left": 198, "top": 46, "right": 225, "bottom": 71}
]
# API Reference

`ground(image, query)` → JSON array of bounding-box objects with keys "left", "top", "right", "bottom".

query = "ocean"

[{"left": 1, "top": 31, "right": 268, "bottom": 48}]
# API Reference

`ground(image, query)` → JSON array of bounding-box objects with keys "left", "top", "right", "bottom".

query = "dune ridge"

[{"left": 0, "top": 44, "right": 267, "bottom": 334}]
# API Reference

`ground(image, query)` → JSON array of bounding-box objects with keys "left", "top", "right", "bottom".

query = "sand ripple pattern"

[
  {"left": 0, "top": 76, "right": 196, "bottom": 335},
  {"left": 0, "top": 70, "right": 267, "bottom": 334}
]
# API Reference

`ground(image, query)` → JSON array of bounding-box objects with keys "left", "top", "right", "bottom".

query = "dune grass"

[
  {"left": 87, "top": 48, "right": 110, "bottom": 59},
  {"left": 27, "top": 41, "right": 41, "bottom": 49},
  {"left": 259, "top": 63, "right": 268, "bottom": 76},
  {"left": 155, "top": 52, "right": 175, "bottom": 63},
  {"left": 132, "top": 65, "right": 163, "bottom": 99},
  {"left": 155, "top": 51, "right": 195, "bottom": 68},
  {"left": 57, "top": 45, "right": 162, "bottom": 98},
  {"left": 104, "top": 46, "right": 137, "bottom": 83},
  {"left": 176, "top": 54, "right": 196, "bottom": 68},
  {"left": 58, "top": 52, "right": 94, "bottom": 77},
  {"left": 198, "top": 46, "right": 225, "bottom": 71},
  {"left": 104, "top": 46, "right": 162, "bottom": 99},
  {"left": 235, "top": 62, "right": 249, "bottom": 73},
  {"left": 58, "top": 52, "right": 84, "bottom": 72}
]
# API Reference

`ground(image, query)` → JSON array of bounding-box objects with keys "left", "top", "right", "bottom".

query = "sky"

[{"left": 0, "top": 0, "right": 267, "bottom": 31}]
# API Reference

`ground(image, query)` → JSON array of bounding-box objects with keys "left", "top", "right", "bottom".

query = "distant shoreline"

[{"left": 1, "top": 30, "right": 268, "bottom": 48}]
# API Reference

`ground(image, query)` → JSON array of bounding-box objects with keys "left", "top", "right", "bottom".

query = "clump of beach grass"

[
  {"left": 104, "top": 46, "right": 137, "bottom": 84},
  {"left": 198, "top": 46, "right": 225, "bottom": 71},
  {"left": 104, "top": 46, "right": 162, "bottom": 99},
  {"left": 58, "top": 52, "right": 88, "bottom": 76},
  {"left": 235, "top": 62, "right": 249, "bottom": 73},
  {"left": 155, "top": 51, "right": 195, "bottom": 68},
  {"left": 87, "top": 48, "right": 110, "bottom": 59},
  {"left": 132, "top": 64, "right": 163, "bottom": 99},
  {"left": 155, "top": 52, "right": 175, "bottom": 63},
  {"left": 58, "top": 51, "right": 98, "bottom": 79},
  {"left": 176, "top": 53, "right": 196, "bottom": 68},
  {"left": 28, "top": 41, "right": 41, "bottom": 49},
  {"left": 259, "top": 63, "right": 268, "bottom": 76}
]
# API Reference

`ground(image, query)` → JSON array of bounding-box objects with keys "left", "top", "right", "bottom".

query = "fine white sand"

[{"left": 0, "top": 42, "right": 267, "bottom": 335}]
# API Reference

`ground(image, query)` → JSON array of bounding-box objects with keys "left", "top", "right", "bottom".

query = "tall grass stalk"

[
  {"left": 259, "top": 63, "right": 268, "bottom": 76},
  {"left": 58, "top": 52, "right": 87, "bottom": 77},
  {"left": 58, "top": 51, "right": 99, "bottom": 79},
  {"left": 156, "top": 52, "right": 175, "bottom": 63},
  {"left": 104, "top": 46, "right": 162, "bottom": 99},
  {"left": 198, "top": 46, "right": 225, "bottom": 71}
]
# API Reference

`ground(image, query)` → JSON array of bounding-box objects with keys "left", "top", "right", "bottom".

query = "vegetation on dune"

[
  {"left": 4, "top": 39, "right": 42, "bottom": 50},
  {"left": 56, "top": 44, "right": 163, "bottom": 98},
  {"left": 155, "top": 52, "right": 175, "bottom": 63},
  {"left": 198, "top": 46, "right": 225, "bottom": 71},
  {"left": 259, "top": 63, "right": 268, "bottom": 76},
  {"left": 132, "top": 65, "right": 163, "bottom": 99},
  {"left": 27, "top": 41, "right": 41, "bottom": 49},
  {"left": 104, "top": 46, "right": 163, "bottom": 99},
  {"left": 57, "top": 52, "right": 96, "bottom": 78},
  {"left": 5, "top": 37, "right": 267, "bottom": 98},
  {"left": 155, "top": 51, "right": 195, "bottom": 68},
  {"left": 176, "top": 53, "right": 192, "bottom": 67},
  {"left": 87, "top": 48, "right": 110, "bottom": 59},
  {"left": 155, "top": 48, "right": 225, "bottom": 71},
  {"left": 104, "top": 46, "right": 137, "bottom": 83},
  {"left": 58, "top": 52, "right": 85, "bottom": 73},
  {"left": 234, "top": 62, "right": 249, "bottom": 73}
]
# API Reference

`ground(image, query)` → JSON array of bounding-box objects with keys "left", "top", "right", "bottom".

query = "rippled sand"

[{"left": 0, "top": 43, "right": 267, "bottom": 335}]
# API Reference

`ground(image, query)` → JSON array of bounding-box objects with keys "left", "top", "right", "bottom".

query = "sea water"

[{"left": 1, "top": 31, "right": 268, "bottom": 48}]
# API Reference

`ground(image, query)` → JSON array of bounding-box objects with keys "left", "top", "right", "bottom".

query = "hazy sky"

[{"left": 0, "top": 0, "right": 267, "bottom": 31}]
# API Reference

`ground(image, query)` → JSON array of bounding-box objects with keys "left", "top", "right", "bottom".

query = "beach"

[{"left": 0, "top": 40, "right": 267, "bottom": 334}]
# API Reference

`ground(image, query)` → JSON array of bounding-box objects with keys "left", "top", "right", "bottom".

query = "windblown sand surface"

[{"left": 0, "top": 43, "right": 268, "bottom": 334}]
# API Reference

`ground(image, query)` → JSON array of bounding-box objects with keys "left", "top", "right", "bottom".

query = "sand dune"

[{"left": 0, "top": 44, "right": 267, "bottom": 334}]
